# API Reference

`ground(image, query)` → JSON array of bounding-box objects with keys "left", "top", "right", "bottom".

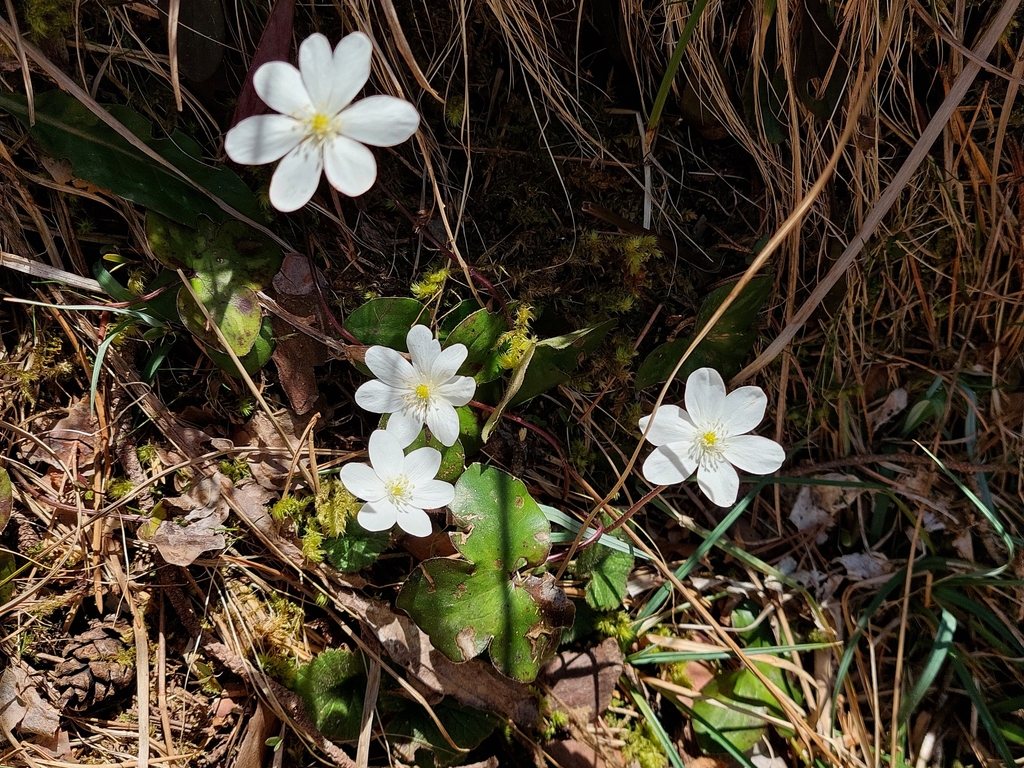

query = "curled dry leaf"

[
  {"left": 139, "top": 474, "right": 232, "bottom": 566},
  {"left": 0, "top": 663, "right": 61, "bottom": 743},
  {"left": 23, "top": 396, "right": 98, "bottom": 472}
]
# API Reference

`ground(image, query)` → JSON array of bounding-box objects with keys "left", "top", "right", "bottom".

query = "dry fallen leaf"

[
  {"left": 0, "top": 664, "right": 61, "bottom": 743},
  {"left": 540, "top": 637, "right": 623, "bottom": 720},
  {"left": 790, "top": 474, "right": 862, "bottom": 544},
  {"left": 140, "top": 474, "right": 232, "bottom": 566},
  {"left": 24, "top": 396, "right": 98, "bottom": 472}
]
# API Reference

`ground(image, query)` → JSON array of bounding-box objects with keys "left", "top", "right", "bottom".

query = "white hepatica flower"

[
  {"left": 224, "top": 31, "right": 420, "bottom": 212},
  {"left": 639, "top": 367, "right": 785, "bottom": 507},
  {"left": 341, "top": 429, "right": 454, "bottom": 537},
  {"left": 355, "top": 325, "right": 476, "bottom": 447}
]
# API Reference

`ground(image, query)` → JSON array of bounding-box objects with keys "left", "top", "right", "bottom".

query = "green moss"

[
  {"left": 106, "top": 478, "right": 135, "bottom": 500},
  {"left": 622, "top": 720, "right": 668, "bottom": 768},
  {"left": 22, "top": 0, "right": 73, "bottom": 42}
]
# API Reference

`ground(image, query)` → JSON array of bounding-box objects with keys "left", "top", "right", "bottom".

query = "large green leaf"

[
  {"left": 397, "top": 464, "right": 573, "bottom": 681},
  {"left": 344, "top": 299, "right": 426, "bottom": 349},
  {"left": 322, "top": 522, "right": 391, "bottom": 573},
  {"left": 635, "top": 276, "right": 773, "bottom": 389},
  {"left": 205, "top": 317, "right": 276, "bottom": 376},
  {"left": 0, "top": 90, "right": 261, "bottom": 225}
]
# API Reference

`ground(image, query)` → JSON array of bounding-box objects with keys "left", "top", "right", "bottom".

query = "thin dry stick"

[
  {"left": 891, "top": 509, "right": 925, "bottom": 767},
  {"left": 734, "top": 0, "right": 1023, "bottom": 384},
  {"left": 356, "top": 659, "right": 381, "bottom": 768}
]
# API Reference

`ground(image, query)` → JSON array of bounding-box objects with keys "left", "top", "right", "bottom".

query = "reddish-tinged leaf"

[{"left": 231, "top": 0, "right": 296, "bottom": 126}]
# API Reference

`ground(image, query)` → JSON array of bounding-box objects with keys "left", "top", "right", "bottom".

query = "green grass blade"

[
  {"left": 628, "top": 687, "right": 685, "bottom": 768},
  {"left": 897, "top": 608, "right": 955, "bottom": 724},
  {"left": 646, "top": 0, "right": 711, "bottom": 136},
  {"left": 638, "top": 478, "right": 768, "bottom": 620},
  {"left": 949, "top": 652, "right": 1017, "bottom": 767},
  {"left": 541, "top": 504, "right": 652, "bottom": 561}
]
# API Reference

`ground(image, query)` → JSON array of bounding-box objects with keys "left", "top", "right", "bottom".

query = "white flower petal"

[
  {"left": 339, "top": 96, "right": 420, "bottom": 146},
  {"left": 403, "top": 446, "right": 443, "bottom": 485},
  {"left": 721, "top": 386, "right": 768, "bottom": 435},
  {"left": 328, "top": 32, "right": 373, "bottom": 114},
  {"left": 386, "top": 412, "right": 423, "bottom": 447},
  {"left": 434, "top": 377, "right": 476, "bottom": 407},
  {"left": 430, "top": 344, "right": 468, "bottom": 381},
  {"left": 638, "top": 405, "right": 696, "bottom": 447},
  {"left": 368, "top": 429, "right": 406, "bottom": 476},
  {"left": 410, "top": 479, "right": 455, "bottom": 511},
  {"left": 696, "top": 461, "right": 740, "bottom": 507},
  {"left": 341, "top": 462, "right": 386, "bottom": 502},
  {"left": 355, "top": 380, "right": 404, "bottom": 415},
  {"left": 394, "top": 505, "right": 432, "bottom": 537},
  {"left": 722, "top": 434, "right": 786, "bottom": 475},
  {"left": 269, "top": 142, "right": 323, "bottom": 212},
  {"left": 225, "top": 114, "right": 305, "bottom": 165},
  {"left": 253, "top": 61, "right": 312, "bottom": 117},
  {"left": 685, "top": 367, "right": 727, "bottom": 425},
  {"left": 364, "top": 345, "right": 414, "bottom": 388},
  {"left": 322, "top": 134, "right": 377, "bottom": 197},
  {"left": 641, "top": 444, "right": 696, "bottom": 486},
  {"left": 425, "top": 404, "right": 460, "bottom": 447},
  {"left": 358, "top": 499, "right": 399, "bottom": 531},
  {"left": 299, "top": 33, "right": 336, "bottom": 110},
  {"left": 406, "top": 325, "right": 441, "bottom": 368}
]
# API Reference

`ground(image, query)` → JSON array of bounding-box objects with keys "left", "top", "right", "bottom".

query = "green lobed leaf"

[
  {"left": 295, "top": 650, "right": 365, "bottom": 741},
  {"left": 205, "top": 317, "right": 276, "bottom": 376},
  {"left": 177, "top": 276, "right": 262, "bottom": 356},
  {"left": 584, "top": 548, "right": 634, "bottom": 611},
  {"left": 447, "top": 464, "right": 550, "bottom": 568},
  {"left": 0, "top": 90, "right": 261, "bottom": 225},
  {"left": 396, "top": 464, "right": 573, "bottom": 681},
  {"left": 635, "top": 276, "right": 773, "bottom": 389},
  {"left": 344, "top": 299, "right": 426, "bottom": 349}
]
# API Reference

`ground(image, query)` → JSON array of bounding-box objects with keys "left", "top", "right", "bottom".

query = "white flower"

[
  {"left": 340, "top": 429, "right": 454, "bottom": 537},
  {"left": 224, "top": 32, "right": 420, "bottom": 212},
  {"left": 638, "top": 367, "right": 785, "bottom": 507},
  {"left": 355, "top": 325, "right": 476, "bottom": 447}
]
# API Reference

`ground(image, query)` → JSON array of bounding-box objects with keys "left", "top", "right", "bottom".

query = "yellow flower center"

[
  {"left": 414, "top": 383, "right": 431, "bottom": 400},
  {"left": 385, "top": 475, "right": 413, "bottom": 504},
  {"left": 308, "top": 113, "right": 332, "bottom": 141},
  {"left": 700, "top": 431, "right": 718, "bottom": 447},
  {"left": 690, "top": 424, "right": 726, "bottom": 469}
]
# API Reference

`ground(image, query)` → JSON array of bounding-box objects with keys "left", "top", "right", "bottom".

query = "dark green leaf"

[
  {"left": 0, "top": 468, "right": 11, "bottom": 536},
  {"left": 206, "top": 317, "right": 276, "bottom": 376},
  {"left": 584, "top": 548, "right": 634, "bottom": 611},
  {"left": 0, "top": 90, "right": 261, "bottom": 225},
  {"left": 296, "top": 650, "right": 365, "bottom": 741},
  {"left": 510, "top": 319, "right": 616, "bottom": 406},
  {"left": 322, "top": 522, "right": 391, "bottom": 573},
  {"left": 344, "top": 299, "right": 426, "bottom": 349},
  {"left": 388, "top": 699, "right": 498, "bottom": 768},
  {"left": 0, "top": 551, "right": 14, "bottom": 606},
  {"left": 396, "top": 464, "right": 572, "bottom": 681},
  {"left": 635, "top": 276, "right": 773, "bottom": 389},
  {"left": 444, "top": 307, "right": 509, "bottom": 383}
]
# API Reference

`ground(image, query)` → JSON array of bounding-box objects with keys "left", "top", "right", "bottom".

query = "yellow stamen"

[
  {"left": 414, "top": 384, "right": 431, "bottom": 400},
  {"left": 701, "top": 431, "right": 718, "bottom": 447},
  {"left": 309, "top": 113, "right": 331, "bottom": 139}
]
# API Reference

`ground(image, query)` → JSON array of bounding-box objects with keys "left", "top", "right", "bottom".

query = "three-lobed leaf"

[{"left": 396, "top": 464, "right": 573, "bottom": 681}]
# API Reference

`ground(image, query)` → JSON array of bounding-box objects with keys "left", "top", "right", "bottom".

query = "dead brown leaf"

[
  {"left": 540, "top": 637, "right": 623, "bottom": 721},
  {"left": 270, "top": 254, "right": 329, "bottom": 415},
  {"left": 140, "top": 474, "right": 232, "bottom": 566},
  {"left": 0, "top": 663, "right": 60, "bottom": 743}
]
